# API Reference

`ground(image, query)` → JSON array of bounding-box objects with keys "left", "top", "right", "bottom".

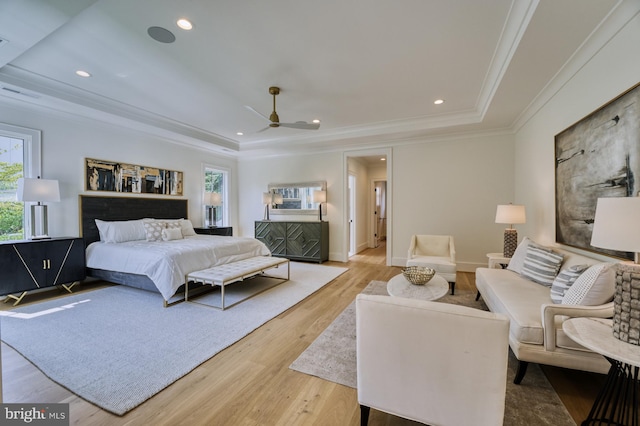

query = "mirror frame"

[{"left": 268, "top": 181, "right": 326, "bottom": 216}]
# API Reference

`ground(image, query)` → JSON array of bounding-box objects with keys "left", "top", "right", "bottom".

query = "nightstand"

[
  {"left": 194, "top": 227, "right": 233, "bottom": 236},
  {"left": 486, "top": 252, "right": 511, "bottom": 269}
]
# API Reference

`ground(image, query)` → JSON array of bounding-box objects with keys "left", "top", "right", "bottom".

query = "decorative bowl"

[{"left": 402, "top": 266, "right": 436, "bottom": 285}]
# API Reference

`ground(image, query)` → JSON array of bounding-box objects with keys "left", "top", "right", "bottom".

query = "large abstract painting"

[
  {"left": 555, "top": 82, "right": 640, "bottom": 260},
  {"left": 86, "top": 158, "right": 183, "bottom": 196}
]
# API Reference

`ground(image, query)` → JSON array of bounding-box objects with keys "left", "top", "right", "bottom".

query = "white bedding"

[{"left": 86, "top": 235, "right": 271, "bottom": 300}]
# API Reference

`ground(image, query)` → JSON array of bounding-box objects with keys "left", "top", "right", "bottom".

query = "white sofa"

[{"left": 476, "top": 237, "right": 615, "bottom": 383}]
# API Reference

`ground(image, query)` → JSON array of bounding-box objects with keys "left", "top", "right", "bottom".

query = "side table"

[
  {"left": 387, "top": 273, "right": 449, "bottom": 301},
  {"left": 487, "top": 252, "right": 511, "bottom": 269},
  {"left": 194, "top": 226, "right": 233, "bottom": 236},
  {"left": 563, "top": 317, "right": 640, "bottom": 426}
]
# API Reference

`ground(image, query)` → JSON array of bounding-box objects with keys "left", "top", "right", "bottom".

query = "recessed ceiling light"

[
  {"left": 75, "top": 70, "right": 91, "bottom": 78},
  {"left": 434, "top": 99, "right": 445, "bottom": 105},
  {"left": 380, "top": 158, "right": 386, "bottom": 161},
  {"left": 236, "top": 132, "right": 244, "bottom": 136},
  {"left": 177, "top": 19, "right": 193, "bottom": 30},
  {"left": 312, "top": 119, "right": 320, "bottom": 124}
]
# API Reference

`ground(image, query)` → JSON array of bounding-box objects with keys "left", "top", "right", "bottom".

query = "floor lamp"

[
  {"left": 495, "top": 204, "right": 526, "bottom": 258},
  {"left": 17, "top": 177, "right": 60, "bottom": 239}
]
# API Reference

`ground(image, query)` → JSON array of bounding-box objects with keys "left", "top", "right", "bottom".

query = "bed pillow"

[
  {"left": 162, "top": 227, "right": 183, "bottom": 241},
  {"left": 520, "top": 244, "right": 564, "bottom": 287},
  {"left": 506, "top": 237, "right": 533, "bottom": 274},
  {"left": 550, "top": 264, "right": 589, "bottom": 303},
  {"left": 95, "top": 219, "right": 146, "bottom": 243},
  {"left": 562, "top": 263, "right": 616, "bottom": 306},
  {"left": 143, "top": 219, "right": 166, "bottom": 242},
  {"left": 181, "top": 219, "right": 197, "bottom": 236}
]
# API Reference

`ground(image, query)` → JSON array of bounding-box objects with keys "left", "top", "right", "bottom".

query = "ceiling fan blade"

[
  {"left": 256, "top": 126, "right": 271, "bottom": 133},
  {"left": 279, "top": 121, "right": 320, "bottom": 130},
  {"left": 245, "top": 105, "right": 270, "bottom": 122}
]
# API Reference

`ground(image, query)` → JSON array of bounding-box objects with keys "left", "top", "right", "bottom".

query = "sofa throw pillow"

[
  {"left": 520, "top": 244, "right": 564, "bottom": 287},
  {"left": 562, "top": 263, "right": 616, "bottom": 306},
  {"left": 550, "top": 264, "right": 589, "bottom": 304},
  {"left": 143, "top": 219, "right": 166, "bottom": 242},
  {"left": 506, "top": 236, "right": 533, "bottom": 274}
]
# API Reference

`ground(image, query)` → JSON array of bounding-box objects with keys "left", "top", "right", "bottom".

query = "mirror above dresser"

[{"left": 267, "top": 181, "right": 326, "bottom": 216}]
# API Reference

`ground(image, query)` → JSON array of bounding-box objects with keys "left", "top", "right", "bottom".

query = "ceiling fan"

[{"left": 246, "top": 86, "right": 320, "bottom": 132}]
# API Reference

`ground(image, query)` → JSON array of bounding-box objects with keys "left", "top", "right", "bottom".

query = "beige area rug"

[{"left": 289, "top": 280, "right": 576, "bottom": 426}]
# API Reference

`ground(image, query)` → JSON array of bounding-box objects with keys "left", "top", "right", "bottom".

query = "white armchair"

[
  {"left": 356, "top": 294, "right": 510, "bottom": 426},
  {"left": 406, "top": 234, "right": 457, "bottom": 294}
]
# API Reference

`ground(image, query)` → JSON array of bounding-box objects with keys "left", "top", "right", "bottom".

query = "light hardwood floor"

[{"left": 2, "top": 243, "right": 605, "bottom": 425}]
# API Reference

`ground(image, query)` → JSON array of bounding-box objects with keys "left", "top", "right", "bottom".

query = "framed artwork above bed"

[
  {"left": 555, "top": 82, "right": 640, "bottom": 260},
  {"left": 86, "top": 158, "right": 183, "bottom": 196}
]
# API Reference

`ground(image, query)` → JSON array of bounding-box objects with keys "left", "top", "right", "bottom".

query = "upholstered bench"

[{"left": 185, "top": 256, "right": 290, "bottom": 309}]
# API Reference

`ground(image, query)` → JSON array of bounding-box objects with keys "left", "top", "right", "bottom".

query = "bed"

[{"left": 80, "top": 195, "right": 271, "bottom": 304}]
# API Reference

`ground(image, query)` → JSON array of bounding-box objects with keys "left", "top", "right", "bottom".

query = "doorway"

[
  {"left": 348, "top": 173, "right": 356, "bottom": 257},
  {"left": 373, "top": 180, "right": 387, "bottom": 248},
  {"left": 344, "top": 149, "right": 392, "bottom": 266}
]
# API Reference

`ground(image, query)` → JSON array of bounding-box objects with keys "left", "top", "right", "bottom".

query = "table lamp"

[
  {"left": 204, "top": 192, "right": 222, "bottom": 227},
  {"left": 312, "top": 190, "right": 326, "bottom": 221},
  {"left": 495, "top": 204, "right": 526, "bottom": 257},
  {"left": 263, "top": 192, "right": 273, "bottom": 220},
  {"left": 590, "top": 196, "right": 640, "bottom": 344},
  {"left": 17, "top": 177, "right": 60, "bottom": 239}
]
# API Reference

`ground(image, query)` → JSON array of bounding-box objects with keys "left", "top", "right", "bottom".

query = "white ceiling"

[{"left": 0, "top": 0, "right": 624, "bottom": 157}]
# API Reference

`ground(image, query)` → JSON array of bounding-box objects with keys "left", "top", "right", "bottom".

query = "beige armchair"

[
  {"left": 406, "top": 234, "right": 457, "bottom": 294},
  {"left": 356, "top": 294, "right": 510, "bottom": 426}
]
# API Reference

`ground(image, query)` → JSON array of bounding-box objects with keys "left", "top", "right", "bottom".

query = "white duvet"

[{"left": 86, "top": 235, "right": 271, "bottom": 300}]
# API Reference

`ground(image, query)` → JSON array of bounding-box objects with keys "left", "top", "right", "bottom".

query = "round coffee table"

[{"left": 387, "top": 273, "right": 449, "bottom": 301}]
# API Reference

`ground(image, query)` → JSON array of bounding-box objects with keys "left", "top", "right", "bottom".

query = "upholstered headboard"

[{"left": 79, "top": 195, "right": 188, "bottom": 247}]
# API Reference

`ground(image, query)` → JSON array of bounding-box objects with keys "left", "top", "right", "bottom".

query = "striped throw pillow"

[
  {"left": 520, "top": 244, "right": 564, "bottom": 287},
  {"left": 550, "top": 264, "right": 588, "bottom": 303}
]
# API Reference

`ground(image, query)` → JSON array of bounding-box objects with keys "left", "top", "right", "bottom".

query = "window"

[
  {"left": 0, "top": 124, "right": 42, "bottom": 241},
  {"left": 203, "top": 166, "right": 228, "bottom": 227}
]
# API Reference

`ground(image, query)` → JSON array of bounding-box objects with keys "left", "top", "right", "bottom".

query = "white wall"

[
  {"left": 237, "top": 151, "right": 344, "bottom": 259},
  {"left": 391, "top": 133, "right": 515, "bottom": 270},
  {"left": 514, "top": 11, "right": 640, "bottom": 251},
  {"left": 0, "top": 102, "right": 238, "bottom": 238}
]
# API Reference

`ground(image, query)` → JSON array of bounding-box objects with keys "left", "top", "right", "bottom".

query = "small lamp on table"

[{"left": 495, "top": 204, "right": 526, "bottom": 258}]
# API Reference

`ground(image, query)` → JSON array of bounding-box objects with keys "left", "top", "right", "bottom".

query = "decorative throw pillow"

[
  {"left": 143, "top": 219, "right": 166, "bottom": 241},
  {"left": 161, "top": 227, "right": 183, "bottom": 241},
  {"left": 506, "top": 237, "right": 533, "bottom": 274},
  {"left": 550, "top": 264, "right": 589, "bottom": 303},
  {"left": 163, "top": 219, "right": 196, "bottom": 236},
  {"left": 520, "top": 244, "right": 564, "bottom": 287},
  {"left": 562, "top": 263, "right": 616, "bottom": 306}
]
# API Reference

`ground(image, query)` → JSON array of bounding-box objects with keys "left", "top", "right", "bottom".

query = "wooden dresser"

[{"left": 255, "top": 221, "right": 329, "bottom": 263}]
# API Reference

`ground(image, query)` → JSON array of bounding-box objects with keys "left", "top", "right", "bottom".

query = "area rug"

[
  {"left": 0, "top": 262, "right": 347, "bottom": 416},
  {"left": 289, "top": 280, "right": 576, "bottom": 426}
]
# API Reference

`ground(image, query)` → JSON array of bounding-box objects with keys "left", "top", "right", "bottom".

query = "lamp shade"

[
  {"left": 17, "top": 178, "right": 60, "bottom": 202},
  {"left": 204, "top": 192, "right": 222, "bottom": 206},
  {"left": 312, "top": 190, "right": 326, "bottom": 203},
  {"left": 262, "top": 192, "right": 273, "bottom": 204},
  {"left": 273, "top": 194, "right": 283, "bottom": 205},
  {"left": 591, "top": 197, "right": 640, "bottom": 253},
  {"left": 495, "top": 204, "right": 526, "bottom": 225}
]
